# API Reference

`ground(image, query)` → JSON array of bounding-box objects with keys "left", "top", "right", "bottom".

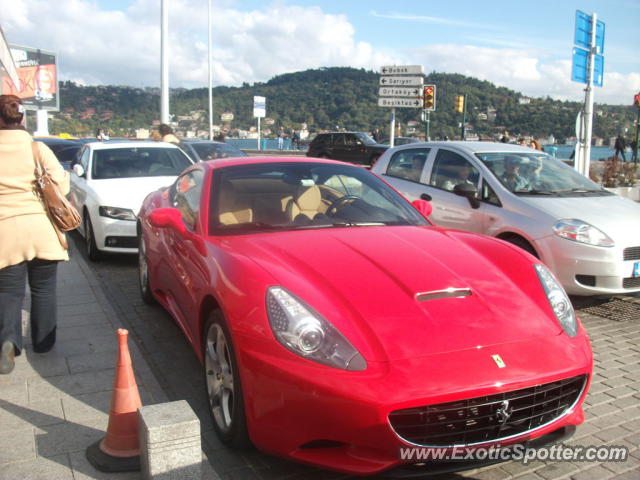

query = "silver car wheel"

[{"left": 205, "top": 323, "right": 235, "bottom": 433}]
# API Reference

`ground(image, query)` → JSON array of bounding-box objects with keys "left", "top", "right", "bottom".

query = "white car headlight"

[
  {"left": 534, "top": 264, "right": 577, "bottom": 337},
  {"left": 552, "top": 219, "right": 614, "bottom": 247},
  {"left": 266, "top": 286, "right": 366, "bottom": 371},
  {"left": 99, "top": 206, "right": 137, "bottom": 221}
]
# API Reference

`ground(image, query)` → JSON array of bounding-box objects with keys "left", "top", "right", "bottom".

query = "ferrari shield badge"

[{"left": 492, "top": 354, "right": 506, "bottom": 368}]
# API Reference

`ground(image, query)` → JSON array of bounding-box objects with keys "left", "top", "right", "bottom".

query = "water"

[{"left": 548, "top": 145, "right": 614, "bottom": 161}]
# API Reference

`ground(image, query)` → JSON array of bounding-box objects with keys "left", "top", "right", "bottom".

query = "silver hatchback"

[{"left": 372, "top": 141, "right": 640, "bottom": 296}]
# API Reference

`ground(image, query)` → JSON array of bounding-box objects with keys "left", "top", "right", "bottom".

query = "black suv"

[{"left": 306, "top": 132, "right": 388, "bottom": 166}]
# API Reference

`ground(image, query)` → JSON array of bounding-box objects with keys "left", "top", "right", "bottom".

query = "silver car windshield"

[{"left": 476, "top": 152, "right": 609, "bottom": 195}]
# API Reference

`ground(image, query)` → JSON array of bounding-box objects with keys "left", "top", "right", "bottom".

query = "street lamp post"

[{"left": 160, "top": 0, "right": 169, "bottom": 124}]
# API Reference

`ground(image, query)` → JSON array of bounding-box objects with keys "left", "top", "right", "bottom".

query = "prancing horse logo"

[{"left": 496, "top": 400, "right": 513, "bottom": 425}]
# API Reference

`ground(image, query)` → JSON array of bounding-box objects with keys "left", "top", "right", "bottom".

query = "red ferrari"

[{"left": 137, "top": 157, "right": 592, "bottom": 476}]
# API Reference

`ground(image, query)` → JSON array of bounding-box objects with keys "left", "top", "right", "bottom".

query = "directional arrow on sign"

[
  {"left": 379, "top": 87, "right": 422, "bottom": 97},
  {"left": 380, "top": 65, "right": 424, "bottom": 75}
]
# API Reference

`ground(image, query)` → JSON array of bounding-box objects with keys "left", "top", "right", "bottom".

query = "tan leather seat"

[
  {"left": 285, "top": 185, "right": 323, "bottom": 221},
  {"left": 218, "top": 181, "right": 253, "bottom": 225}
]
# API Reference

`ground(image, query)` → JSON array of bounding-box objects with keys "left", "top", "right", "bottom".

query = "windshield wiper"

[
  {"left": 515, "top": 189, "right": 553, "bottom": 195},
  {"left": 552, "top": 188, "right": 607, "bottom": 194},
  {"left": 222, "top": 222, "right": 287, "bottom": 231}
]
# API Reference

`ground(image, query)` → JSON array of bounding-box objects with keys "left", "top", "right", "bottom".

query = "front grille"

[
  {"left": 389, "top": 375, "right": 587, "bottom": 447},
  {"left": 623, "top": 247, "right": 640, "bottom": 261},
  {"left": 575, "top": 275, "right": 596, "bottom": 287},
  {"left": 623, "top": 277, "right": 640, "bottom": 289}
]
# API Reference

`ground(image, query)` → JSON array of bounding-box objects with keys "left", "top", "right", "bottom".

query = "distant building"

[{"left": 518, "top": 98, "right": 531, "bottom": 105}]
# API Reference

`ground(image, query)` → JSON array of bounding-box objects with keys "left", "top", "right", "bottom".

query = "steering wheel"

[{"left": 326, "top": 195, "right": 359, "bottom": 216}]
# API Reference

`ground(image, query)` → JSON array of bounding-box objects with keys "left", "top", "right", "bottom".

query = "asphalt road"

[{"left": 69, "top": 232, "right": 640, "bottom": 480}]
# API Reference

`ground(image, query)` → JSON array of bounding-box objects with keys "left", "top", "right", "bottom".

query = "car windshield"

[
  {"left": 476, "top": 152, "right": 611, "bottom": 195},
  {"left": 210, "top": 162, "right": 429, "bottom": 234},
  {"left": 92, "top": 147, "right": 192, "bottom": 179},
  {"left": 355, "top": 133, "right": 377, "bottom": 145},
  {"left": 190, "top": 142, "right": 247, "bottom": 160}
]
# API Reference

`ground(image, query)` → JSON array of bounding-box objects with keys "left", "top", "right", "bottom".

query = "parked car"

[
  {"left": 69, "top": 141, "right": 194, "bottom": 260},
  {"left": 34, "top": 137, "right": 87, "bottom": 170},
  {"left": 306, "top": 131, "right": 388, "bottom": 166},
  {"left": 178, "top": 138, "right": 247, "bottom": 162},
  {"left": 371, "top": 141, "right": 640, "bottom": 296},
  {"left": 137, "top": 156, "right": 592, "bottom": 476}
]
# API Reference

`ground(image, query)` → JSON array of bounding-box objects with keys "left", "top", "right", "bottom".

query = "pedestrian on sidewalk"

[
  {"left": 0, "top": 94, "right": 70, "bottom": 374},
  {"left": 614, "top": 134, "right": 626, "bottom": 162}
]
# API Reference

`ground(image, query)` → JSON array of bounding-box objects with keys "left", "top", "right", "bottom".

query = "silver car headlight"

[
  {"left": 99, "top": 206, "right": 137, "bottom": 221},
  {"left": 534, "top": 264, "right": 577, "bottom": 337},
  {"left": 266, "top": 286, "right": 366, "bottom": 371},
  {"left": 552, "top": 219, "right": 614, "bottom": 247}
]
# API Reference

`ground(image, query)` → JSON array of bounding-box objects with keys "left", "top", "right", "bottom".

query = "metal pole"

[
  {"left": 580, "top": 12, "right": 597, "bottom": 177},
  {"left": 160, "top": 0, "right": 169, "bottom": 124},
  {"left": 460, "top": 94, "right": 467, "bottom": 140},
  {"left": 426, "top": 110, "right": 430, "bottom": 141},
  {"left": 634, "top": 107, "right": 639, "bottom": 164},
  {"left": 390, "top": 108, "right": 395, "bottom": 147},
  {"left": 257, "top": 117, "right": 261, "bottom": 151},
  {"left": 208, "top": 0, "right": 213, "bottom": 140}
]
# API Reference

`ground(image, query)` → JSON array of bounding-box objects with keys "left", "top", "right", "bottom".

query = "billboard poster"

[{"left": 1, "top": 44, "right": 59, "bottom": 111}]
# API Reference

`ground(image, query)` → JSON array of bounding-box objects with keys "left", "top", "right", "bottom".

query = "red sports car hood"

[{"left": 228, "top": 226, "right": 562, "bottom": 361}]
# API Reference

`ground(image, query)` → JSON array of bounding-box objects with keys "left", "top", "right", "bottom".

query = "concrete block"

[{"left": 138, "top": 400, "right": 201, "bottom": 480}]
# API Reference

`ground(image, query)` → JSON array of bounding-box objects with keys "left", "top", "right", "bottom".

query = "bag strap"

[{"left": 31, "top": 141, "right": 44, "bottom": 177}]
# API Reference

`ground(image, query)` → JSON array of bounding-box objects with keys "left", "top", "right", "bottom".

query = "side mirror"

[
  {"left": 72, "top": 164, "right": 85, "bottom": 177},
  {"left": 453, "top": 183, "right": 480, "bottom": 209},
  {"left": 148, "top": 207, "right": 186, "bottom": 235},
  {"left": 411, "top": 199, "right": 432, "bottom": 218}
]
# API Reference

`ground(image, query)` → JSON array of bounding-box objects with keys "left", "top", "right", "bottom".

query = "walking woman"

[{"left": 0, "top": 95, "right": 69, "bottom": 374}]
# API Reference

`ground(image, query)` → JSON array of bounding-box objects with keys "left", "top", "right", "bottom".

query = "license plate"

[{"left": 634, "top": 261, "right": 640, "bottom": 278}]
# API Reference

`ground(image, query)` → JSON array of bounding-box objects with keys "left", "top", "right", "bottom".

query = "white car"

[
  {"left": 372, "top": 141, "right": 640, "bottom": 296},
  {"left": 69, "top": 141, "right": 194, "bottom": 260}
]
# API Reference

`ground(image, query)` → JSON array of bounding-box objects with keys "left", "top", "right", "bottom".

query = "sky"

[{"left": 2, "top": 0, "right": 639, "bottom": 105}]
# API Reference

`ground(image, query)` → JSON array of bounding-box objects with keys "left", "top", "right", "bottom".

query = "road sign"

[
  {"left": 380, "top": 76, "right": 423, "bottom": 87},
  {"left": 575, "top": 10, "right": 605, "bottom": 53},
  {"left": 571, "top": 48, "right": 604, "bottom": 86},
  {"left": 253, "top": 96, "right": 265, "bottom": 118},
  {"left": 378, "top": 87, "right": 422, "bottom": 97},
  {"left": 378, "top": 97, "right": 423, "bottom": 108},
  {"left": 380, "top": 65, "right": 424, "bottom": 75}
]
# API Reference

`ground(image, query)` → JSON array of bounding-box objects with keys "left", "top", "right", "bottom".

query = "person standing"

[
  {"left": 614, "top": 134, "right": 626, "bottom": 161},
  {"left": 95, "top": 128, "right": 109, "bottom": 141},
  {"left": 0, "top": 95, "right": 70, "bottom": 374},
  {"left": 277, "top": 128, "right": 284, "bottom": 150}
]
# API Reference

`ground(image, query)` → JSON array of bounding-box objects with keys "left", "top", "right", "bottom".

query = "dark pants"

[{"left": 0, "top": 259, "right": 58, "bottom": 355}]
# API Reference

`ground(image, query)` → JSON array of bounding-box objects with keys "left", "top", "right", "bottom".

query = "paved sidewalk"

[{"left": 0, "top": 243, "right": 214, "bottom": 480}]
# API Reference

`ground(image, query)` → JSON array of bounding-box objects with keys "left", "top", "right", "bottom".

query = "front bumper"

[
  {"left": 237, "top": 331, "right": 592, "bottom": 475},
  {"left": 92, "top": 214, "right": 138, "bottom": 254},
  {"left": 535, "top": 234, "right": 640, "bottom": 295}
]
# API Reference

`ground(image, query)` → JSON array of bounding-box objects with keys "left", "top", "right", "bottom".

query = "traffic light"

[
  {"left": 634, "top": 93, "right": 640, "bottom": 107},
  {"left": 455, "top": 95, "right": 465, "bottom": 113},
  {"left": 423, "top": 85, "right": 436, "bottom": 110}
]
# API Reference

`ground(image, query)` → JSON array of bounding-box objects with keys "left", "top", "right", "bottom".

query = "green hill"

[{"left": 47, "top": 67, "right": 636, "bottom": 142}]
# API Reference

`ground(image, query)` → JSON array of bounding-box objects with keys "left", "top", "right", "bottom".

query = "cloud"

[
  {"left": 1, "top": 0, "right": 637, "bottom": 105},
  {"left": 369, "top": 10, "right": 494, "bottom": 30}
]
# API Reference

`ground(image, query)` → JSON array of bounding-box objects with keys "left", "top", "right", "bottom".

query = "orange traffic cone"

[{"left": 86, "top": 329, "right": 142, "bottom": 472}]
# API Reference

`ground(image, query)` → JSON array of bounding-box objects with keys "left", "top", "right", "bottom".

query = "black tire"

[
  {"left": 504, "top": 235, "right": 538, "bottom": 258},
  {"left": 138, "top": 228, "right": 155, "bottom": 305},
  {"left": 84, "top": 214, "right": 102, "bottom": 261},
  {"left": 203, "top": 311, "right": 250, "bottom": 448}
]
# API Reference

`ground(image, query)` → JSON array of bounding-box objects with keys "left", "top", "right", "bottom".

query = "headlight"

[
  {"left": 266, "top": 286, "right": 366, "bottom": 371},
  {"left": 552, "top": 219, "right": 614, "bottom": 247},
  {"left": 534, "top": 264, "right": 577, "bottom": 337},
  {"left": 99, "top": 206, "right": 137, "bottom": 221}
]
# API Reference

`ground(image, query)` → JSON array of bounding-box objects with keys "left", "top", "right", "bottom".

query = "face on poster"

[{"left": 1, "top": 45, "right": 59, "bottom": 111}]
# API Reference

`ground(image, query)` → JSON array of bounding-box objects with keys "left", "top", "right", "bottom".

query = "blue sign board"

[
  {"left": 575, "top": 10, "right": 605, "bottom": 53},
  {"left": 571, "top": 48, "right": 604, "bottom": 87}
]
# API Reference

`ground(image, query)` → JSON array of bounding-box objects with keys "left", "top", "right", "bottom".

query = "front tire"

[
  {"left": 138, "top": 228, "right": 155, "bottom": 305},
  {"left": 203, "top": 311, "right": 250, "bottom": 448},
  {"left": 84, "top": 214, "right": 102, "bottom": 261}
]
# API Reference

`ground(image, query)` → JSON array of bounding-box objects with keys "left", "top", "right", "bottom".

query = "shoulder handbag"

[{"left": 32, "top": 142, "right": 82, "bottom": 248}]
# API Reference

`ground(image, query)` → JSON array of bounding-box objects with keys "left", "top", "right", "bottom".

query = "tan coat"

[{"left": 0, "top": 129, "right": 70, "bottom": 269}]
